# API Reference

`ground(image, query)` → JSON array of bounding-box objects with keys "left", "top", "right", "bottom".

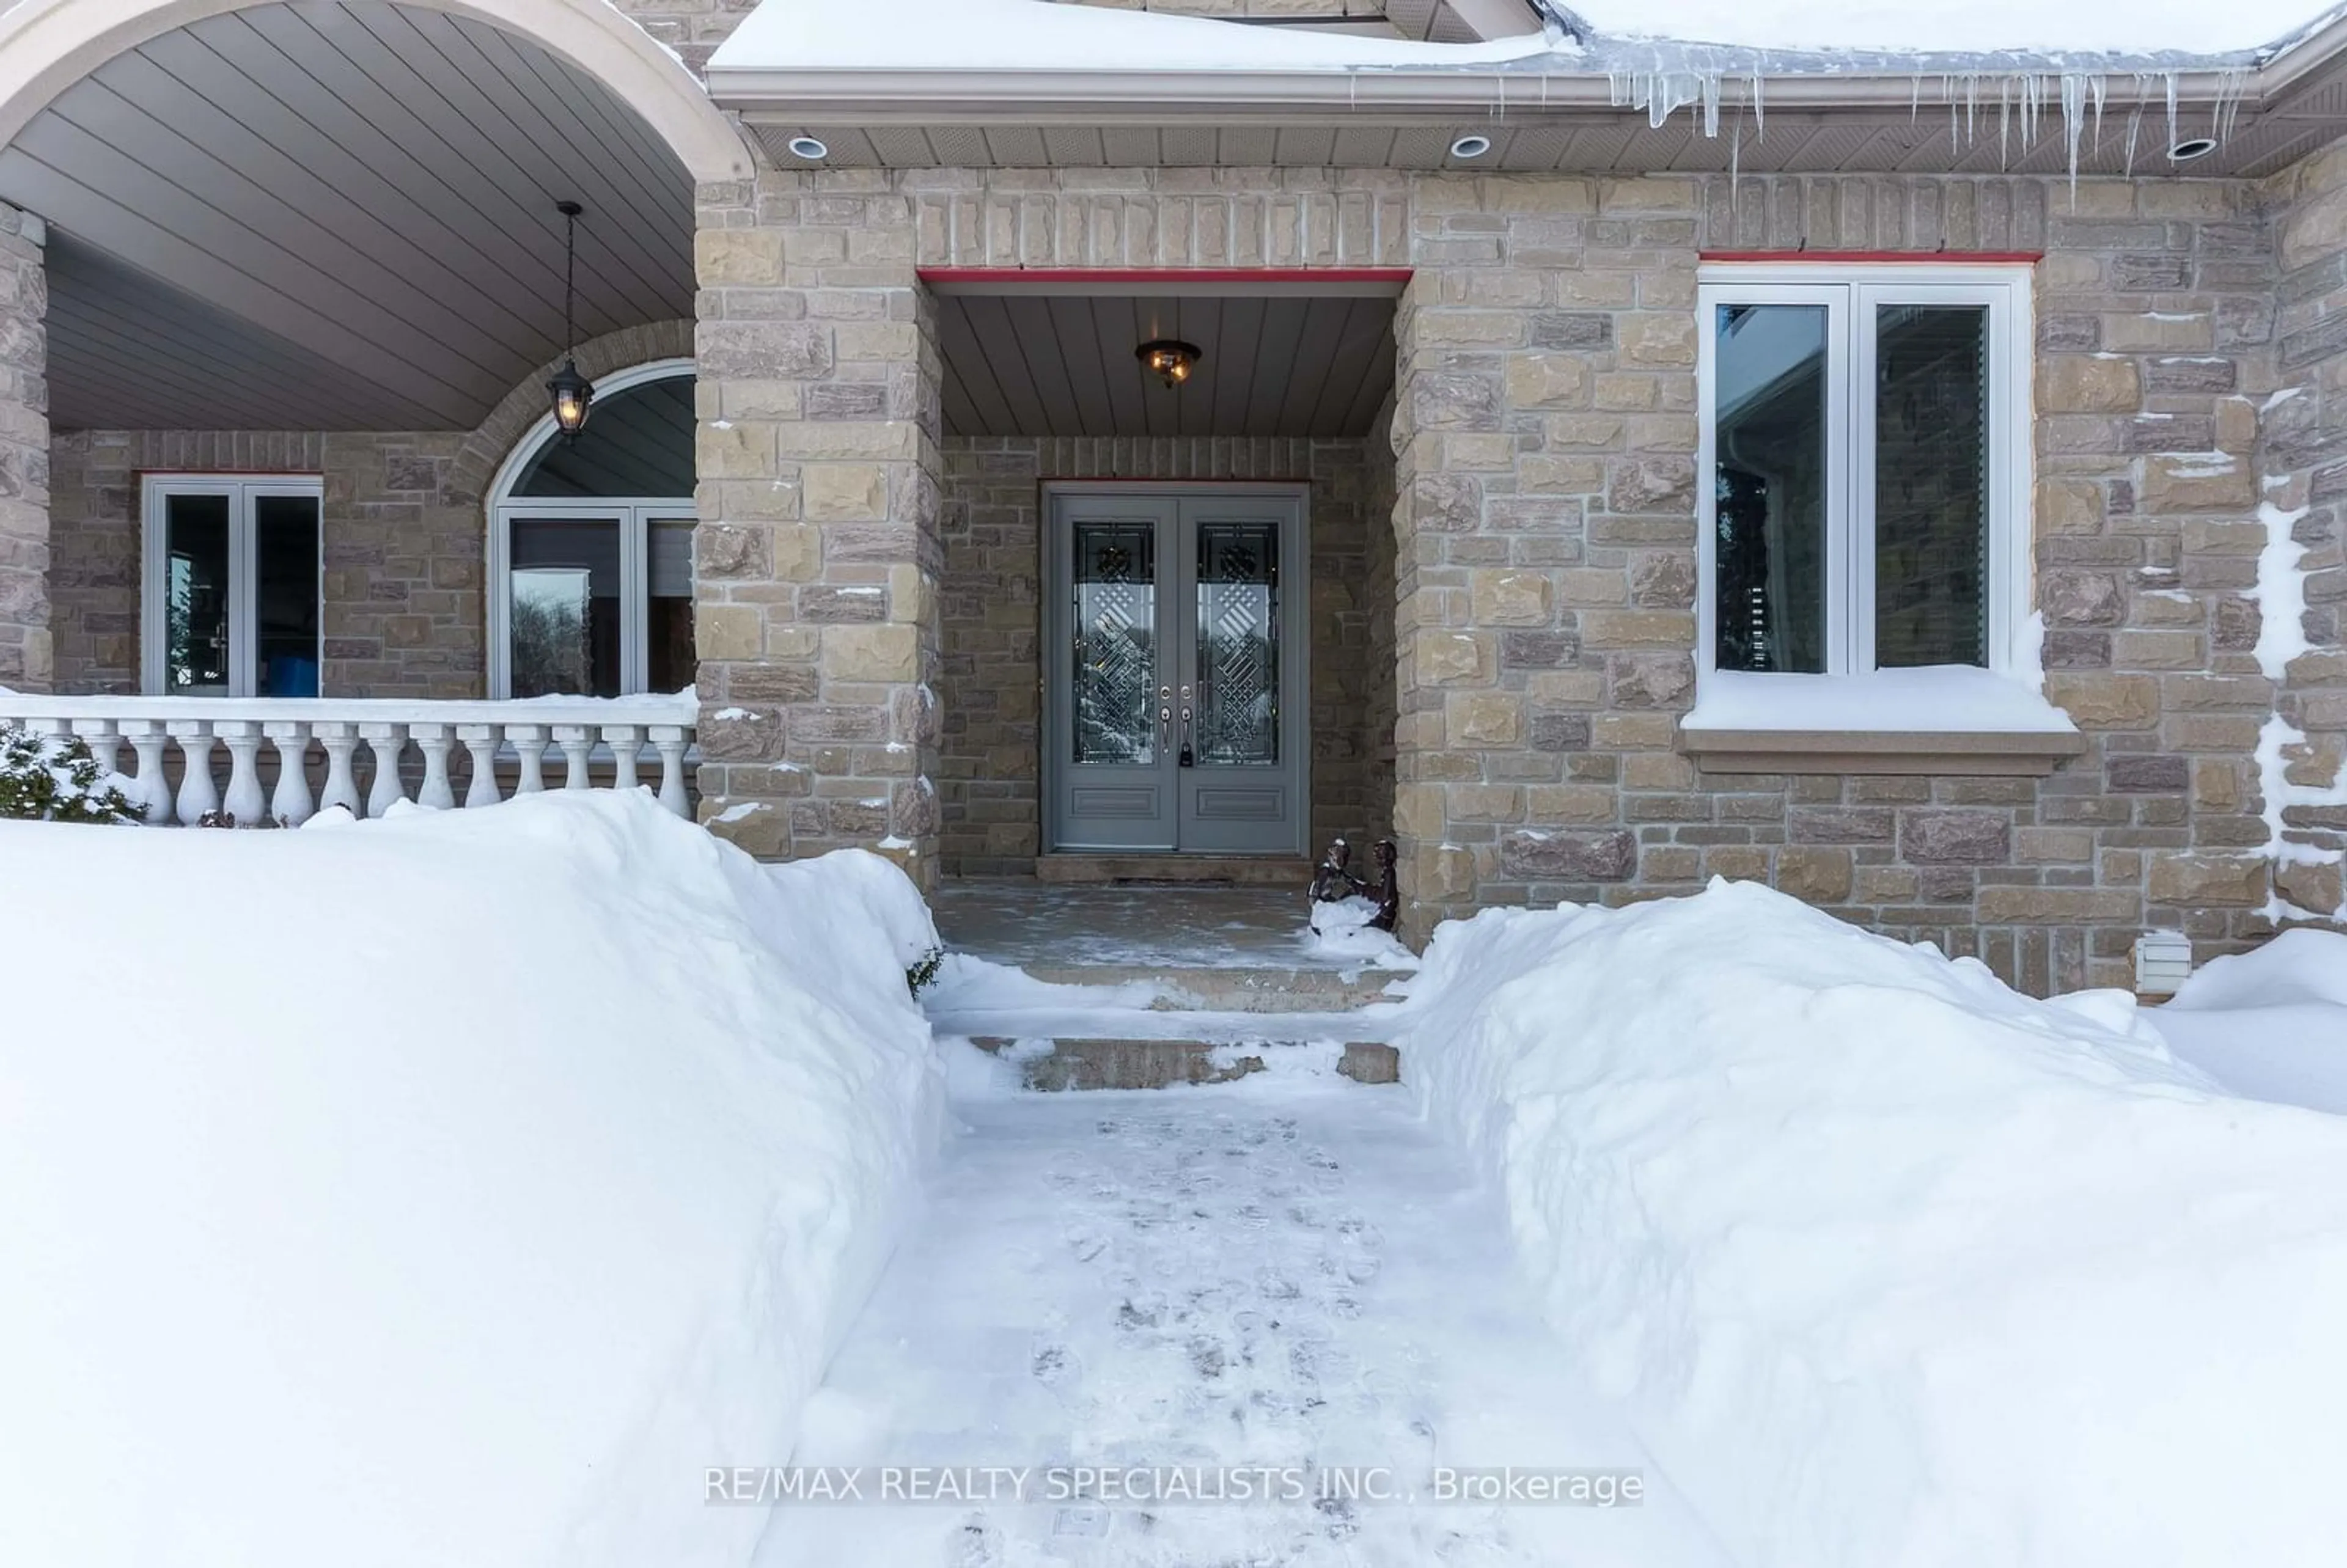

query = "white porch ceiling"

[
  {"left": 938, "top": 291, "right": 1398, "bottom": 439},
  {"left": 3, "top": 1, "right": 694, "bottom": 434}
]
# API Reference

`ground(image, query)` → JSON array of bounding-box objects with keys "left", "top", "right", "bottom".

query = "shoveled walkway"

[{"left": 751, "top": 1069, "right": 1730, "bottom": 1567}]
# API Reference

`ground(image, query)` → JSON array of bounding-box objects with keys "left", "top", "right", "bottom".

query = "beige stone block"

[
  {"left": 1598, "top": 175, "right": 1699, "bottom": 212},
  {"left": 1526, "top": 785, "right": 1618, "bottom": 823},
  {"left": 2016, "top": 827, "right": 2094, "bottom": 863},
  {"left": 804, "top": 463, "right": 887, "bottom": 522},
  {"left": 1527, "top": 670, "right": 1606, "bottom": 705},
  {"left": 1439, "top": 433, "right": 1520, "bottom": 470},
  {"left": 769, "top": 625, "right": 821, "bottom": 662},
  {"left": 2217, "top": 397, "right": 2257, "bottom": 454},
  {"left": 695, "top": 229, "right": 787, "bottom": 286},
  {"left": 888, "top": 563, "right": 933, "bottom": 626},
  {"left": 2112, "top": 631, "right": 2206, "bottom": 669},
  {"left": 1449, "top": 691, "right": 1522, "bottom": 746},
  {"left": 823, "top": 624, "right": 919, "bottom": 683},
  {"left": 2037, "top": 478, "right": 2104, "bottom": 535},
  {"left": 697, "top": 604, "right": 763, "bottom": 661},
  {"left": 2098, "top": 314, "right": 2212, "bottom": 353},
  {"left": 1776, "top": 847, "right": 1853, "bottom": 904},
  {"left": 1581, "top": 609, "right": 1695, "bottom": 648},
  {"left": 1706, "top": 846, "right": 1771, "bottom": 882},
  {"left": 1486, "top": 175, "right": 1596, "bottom": 213},
  {"left": 1622, "top": 752, "right": 1694, "bottom": 790},
  {"left": 2045, "top": 672, "right": 2160, "bottom": 729},
  {"left": 1518, "top": 455, "right": 1607, "bottom": 491},
  {"left": 1411, "top": 843, "right": 1478, "bottom": 900},
  {"left": 1593, "top": 713, "right": 1676, "bottom": 748},
  {"left": 2142, "top": 453, "right": 2255, "bottom": 513},
  {"left": 2277, "top": 859, "right": 2345, "bottom": 916},
  {"left": 698, "top": 422, "right": 775, "bottom": 479},
  {"left": 2193, "top": 758, "right": 2242, "bottom": 811},
  {"left": 1414, "top": 629, "right": 1493, "bottom": 686},
  {"left": 1419, "top": 310, "right": 1528, "bottom": 346},
  {"left": 1618, "top": 313, "right": 1697, "bottom": 368},
  {"left": 1505, "top": 351, "right": 1590, "bottom": 409},
  {"left": 1975, "top": 887, "right": 2145, "bottom": 923},
  {"left": 773, "top": 524, "right": 823, "bottom": 582},
  {"left": 2038, "top": 356, "right": 2142, "bottom": 414},
  {"left": 1451, "top": 784, "right": 1524, "bottom": 822},
  {"left": 1592, "top": 373, "right": 1658, "bottom": 411},
  {"left": 1559, "top": 568, "right": 1625, "bottom": 606},
  {"left": 834, "top": 322, "right": 920, "bottom": 361},
  {"left": 1469, "top": 569, "right": 1555, "bottom": 625},
  {"left": 1857, "top": 866, "right": 1920, "bottom": 903},
  {"left": 1555, "top": 273, "right": 1639, "bottom": 308},
  {"left": 1394, "top": 783, "right": 1449, "bottom": 840},
  {"left": 2147, "top": 852, "right": 2269, "bottom": 907},
  {"left": 775, "top": 422, "right": 918, "bottom": 461},
  {"left": 2282, "top": 178, "right": 2347, "bottom": 271},
  {"left": 700, "top": 797, "right": 790, "bottom": 858}
]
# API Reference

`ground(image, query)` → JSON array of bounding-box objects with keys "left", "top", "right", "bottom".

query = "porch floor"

[{"left": 933, "top": 879, "right": 1357, "bottom": 973}]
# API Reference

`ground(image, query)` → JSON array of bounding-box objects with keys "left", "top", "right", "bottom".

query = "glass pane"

[
  {"left": 1194, "top": 522, "right": 1279, "bottom": 766},
  {"left": 1875, "top": 305, "right": 1989, "bottom": 668},
  {"left": 512, "top": 374, "right": 695, "bottom": 499},
  {"left": 163, "top": 493, "right": 232, "bottom": 693},
  {"left": 254, "top": 495, "right": 320, "bottom": 697},
  {"left": 510, "top": 518, "right": 622, "bottom": 698},
  {"left": 1071, "top": 522, "right": 1156, "bottom": 765},
  {"left": 1713, "top": 304, "right": 1829, "bottom": 673},
  {"left": 647, "top": 518, "right": 697, "bottom": 695}
]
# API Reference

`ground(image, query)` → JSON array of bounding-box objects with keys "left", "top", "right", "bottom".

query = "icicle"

[
  {"left": 2122, "top": 104, "right": 2143, "bottom": 178},
  {"left": 2060, "top": 72, "right": 2088, "bottom": 193},
  {"left": 1750, "top": 69, "right": 1763, "bottom": 142},
  {"left": 2165, "top": 71, "right": 2180, "bottom": 157},
  {"left": 1998, "top": 76, "right": 2012, "bottom": 170}
]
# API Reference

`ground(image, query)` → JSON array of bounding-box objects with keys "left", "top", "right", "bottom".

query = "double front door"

[{"left": 1045, "top": 486, "right": 1307, "bottom": 855}]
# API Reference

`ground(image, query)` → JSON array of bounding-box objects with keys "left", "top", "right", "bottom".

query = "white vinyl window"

[
  {"left": 141, "top": 475, "right": 324, "bottom": 697},
  {"left": 1697, "top": 264, "right": 2033, "bottom": 683}
]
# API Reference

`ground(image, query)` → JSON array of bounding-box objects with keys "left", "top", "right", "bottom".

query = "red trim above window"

[{"left": 1700, "top": 251, "right": 2043, "bottom": 264}]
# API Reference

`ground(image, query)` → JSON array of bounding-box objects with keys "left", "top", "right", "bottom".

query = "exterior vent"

[{"left": 2134, "top": 930, "right": 2194, "bottom": 1000}]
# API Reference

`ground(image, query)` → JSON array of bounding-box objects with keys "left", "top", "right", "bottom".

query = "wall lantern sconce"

[
  {"left": 546, "top": 199, "right": 595, "bottom": 442},
  {"left": 1137, "top": 339, "right": 1202, "bottom": 389}
]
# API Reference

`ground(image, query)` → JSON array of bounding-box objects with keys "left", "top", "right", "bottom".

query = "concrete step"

[
  {"left": 972, "top": 1036, "right": 1401, "bottom": 1092},
  {"left": 1018, "top": 963, "right": 1405, "bottom": 1013},
  {"left": 1034, "top": 855, "right": 1313, "bottom": 887}
]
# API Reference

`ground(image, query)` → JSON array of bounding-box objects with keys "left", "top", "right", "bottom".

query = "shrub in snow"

[
  {"left": 905, "top": 942, "right": 946, "bottom": 996},
  {"left": 0, "top": 792, "right": 945, "bottom": 1568},
  {"left": 0, "top": 722, "right": 142, "bottom": 824},
  {"left": 1398, "top": 880, "right": 2347, "bottom": 1568}
]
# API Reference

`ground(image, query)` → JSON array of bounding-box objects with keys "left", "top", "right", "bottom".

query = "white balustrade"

[{"left": 0, "top": 695, "right": 700, "bottom": 827}]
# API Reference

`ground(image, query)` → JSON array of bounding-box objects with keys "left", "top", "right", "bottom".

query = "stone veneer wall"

[
  {"left": 936, "top": 434, "right": 1387, "bottom": 874},
  {"left": 691, "top": 170, "right": 945, "bottom": 884},
  {"left": 0, "top": 202, "right": 47, "bottom": 691},
  {"left": 2255, "top": 147, "right": 2347, "bottom": 925}
]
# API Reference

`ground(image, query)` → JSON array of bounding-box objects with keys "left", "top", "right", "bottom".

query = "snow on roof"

[{"left": 711, "top": 0, "right": 2347, "bottom": 76}]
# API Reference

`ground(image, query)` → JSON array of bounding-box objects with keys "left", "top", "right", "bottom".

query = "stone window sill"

[
  {"left": 1677, "top": 668, "right": 2085, "bottom": 774},
  {"left": 1678, "top": 726, "right": 2088, "bottom": 775}
]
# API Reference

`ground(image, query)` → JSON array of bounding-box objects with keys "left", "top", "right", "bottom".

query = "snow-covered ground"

[
  {"left": 0, "top": 794, "right": 946, "bottom": 1568},
  {"left": 752, "top": 1065, "right": 1733, "bottom": 1567},
  {"left": 1397, "top": 883, "right": 2347, "bottom": 1568},
  {"left": 2145, "top": 927, "right": 2347, "bottom": 1113}
]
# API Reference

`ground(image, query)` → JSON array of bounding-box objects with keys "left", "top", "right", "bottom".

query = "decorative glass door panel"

[{"left": 1047, "top": 489, "right": 1306, "bottom": 856}]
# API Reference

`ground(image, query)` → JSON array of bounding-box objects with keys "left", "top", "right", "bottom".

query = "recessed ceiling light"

[
  {"left": 1449, "top": 133, "right": 1493, "bottom": 160},
  {"left": 2168, "top": 137, "right": 2217, "bottom": 163},
  {"left": 787, "top": 134, "right": 829, "bottom": 161}
]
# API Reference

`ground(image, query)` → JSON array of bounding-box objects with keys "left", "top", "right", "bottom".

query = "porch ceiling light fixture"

[
  {"left": 1137, "top": 339, "right": 1201, "bottom": 389},
  {"left": 1449, "top": 133, "right": 1493, "bottom": 159},
  {"left": 546, "top": 199, "right": 595, "bottom": 444},
  {"left": 787, "top": 134, "right": 829, "bottom": 161}
]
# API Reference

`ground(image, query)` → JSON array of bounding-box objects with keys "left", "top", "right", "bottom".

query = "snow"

[
  {"left": 2148, "top": 929, "right": 2347, "bottom": 1113},
  {"left": 2252, "top": 498, "right": 2316, "bottom": 680},
  {"left": 1681, "top": 664, "right": 2078, "bottom": 733},
  {"left": 1565, "top": 0, "right": 2341, "bottom": 58},
  {"left": 0, "top": 793, "right": 945, "bottom": 1568},
  {"left": 1305, "top": 895, "right": 1417, "bottom": 969},
  {"left": 1394, "top": 879, "right": 2347, "bottom": 1568}
]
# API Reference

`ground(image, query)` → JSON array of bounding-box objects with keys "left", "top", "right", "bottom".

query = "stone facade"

[
  {"left": 936, "top": 434, "right": 1391, "bottom": 874},
  {"left": 691, "top": 171, "right": 945, "bottom": 884},
  {"left": 0, "top": 201, "right": 46, "bottom": 691},
  {"left": 44, "top": 322, "right": 694, "bottom": 700}
]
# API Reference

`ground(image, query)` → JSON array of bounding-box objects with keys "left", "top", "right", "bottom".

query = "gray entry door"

[{"left": 1045, "top": 486, "right": 1307, "bottom": 856}]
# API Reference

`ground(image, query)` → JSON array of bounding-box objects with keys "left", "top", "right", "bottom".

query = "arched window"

[{"left": 488, "top": 360, "right": 695, "bottom": 699}]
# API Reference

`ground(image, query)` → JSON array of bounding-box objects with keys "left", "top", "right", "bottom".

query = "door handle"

[
  {"left": 1178, "top": 684, "right": 1194, "bottom": 768},
  {"left": 1158, "top": 686, "right": 1173, "bottom": 755}
]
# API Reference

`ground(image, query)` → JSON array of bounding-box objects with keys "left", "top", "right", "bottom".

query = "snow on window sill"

[{"left": 1678, "top": 667, "right": 2085, "bottom": 776}]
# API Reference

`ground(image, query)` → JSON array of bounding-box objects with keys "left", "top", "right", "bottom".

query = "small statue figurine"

[
  {"left": 1366, "top": 838, "right": 1400, "bottom": 932},
  {"left": 1309, "top": 836, "right": 1367, "bottom": 904}
]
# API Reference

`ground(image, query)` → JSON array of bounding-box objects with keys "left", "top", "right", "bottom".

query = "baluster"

[
  {"left": 123, "top": 720, "right": 174, "bottom": 824},
  {"left": 508, "top": 724, "right": 550, "bottom": 794},
  {"left": 72, "top": 719, "right": 121, "bottom": 780},
  {"left": 361, "top": 722, "right": 408, "bottom": 818},
  {"left": 554, "top": 724, "right": 595, "bottom": 791},
  {"left": 604, "top": 725, "right": 644, "bottom": 792},
  {"left": 219, "top": 720, "right": 266, "bottom": 826},
  {"left": 315, "top": 722, "right": 362, "bottom": 818},
  {"left": 167, "top": 720, "right": 220, "bottom": 825},
  {"left": 413, "top": 722, "right": 456, "bottom": 810},
  {"left": 265, "top": 720, "right": 315, "bottom": 826},
  {"left": 458, "top": 724, "right": 503, "bottom": 808},
  {"left": 650, "top": 725, "right": 691, "bottom": 817}
]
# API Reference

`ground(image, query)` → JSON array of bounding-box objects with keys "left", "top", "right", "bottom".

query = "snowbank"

[
  {"left": 1398, "top": 881, "right": 2347, "bottom": 1568},
  {"left": 0, "top": 794, "right": 944, "bottom": 1568},
  {"left": 2148, "top": 927, "right": 2347, "bottom": 1113}
]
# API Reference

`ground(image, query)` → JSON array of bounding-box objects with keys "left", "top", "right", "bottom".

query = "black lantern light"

[{"left": 547, "top": 200, "right": 595, "bottom": 442}]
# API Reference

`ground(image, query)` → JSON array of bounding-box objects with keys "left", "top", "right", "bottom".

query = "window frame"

[
  {"left": 1695, "top": 262, "right": 2034, "bottom": 684},
  {"left": 483, "top": 356, "right": 697, "bottom": 700},
  {"left": 139, "top": 473, "right": 325, "bottom": 698}
]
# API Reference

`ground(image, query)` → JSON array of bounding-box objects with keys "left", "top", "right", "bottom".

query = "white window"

[
  {"left": 141, "top": 475, "right": 323, "bottom": 697},
  {"left": 487, "top": 361, "right": 697, "bottom": 699},
  {"left": 1697, "top": 264, "right": 2033, "bottom": 684}
]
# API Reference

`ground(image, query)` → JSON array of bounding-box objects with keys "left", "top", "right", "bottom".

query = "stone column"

[
  {"left": 692, "top": 171, "right": 944, "bottom": 885},
  {"left": 0, "top": 202, "right": 49, "bottom": 692}
]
